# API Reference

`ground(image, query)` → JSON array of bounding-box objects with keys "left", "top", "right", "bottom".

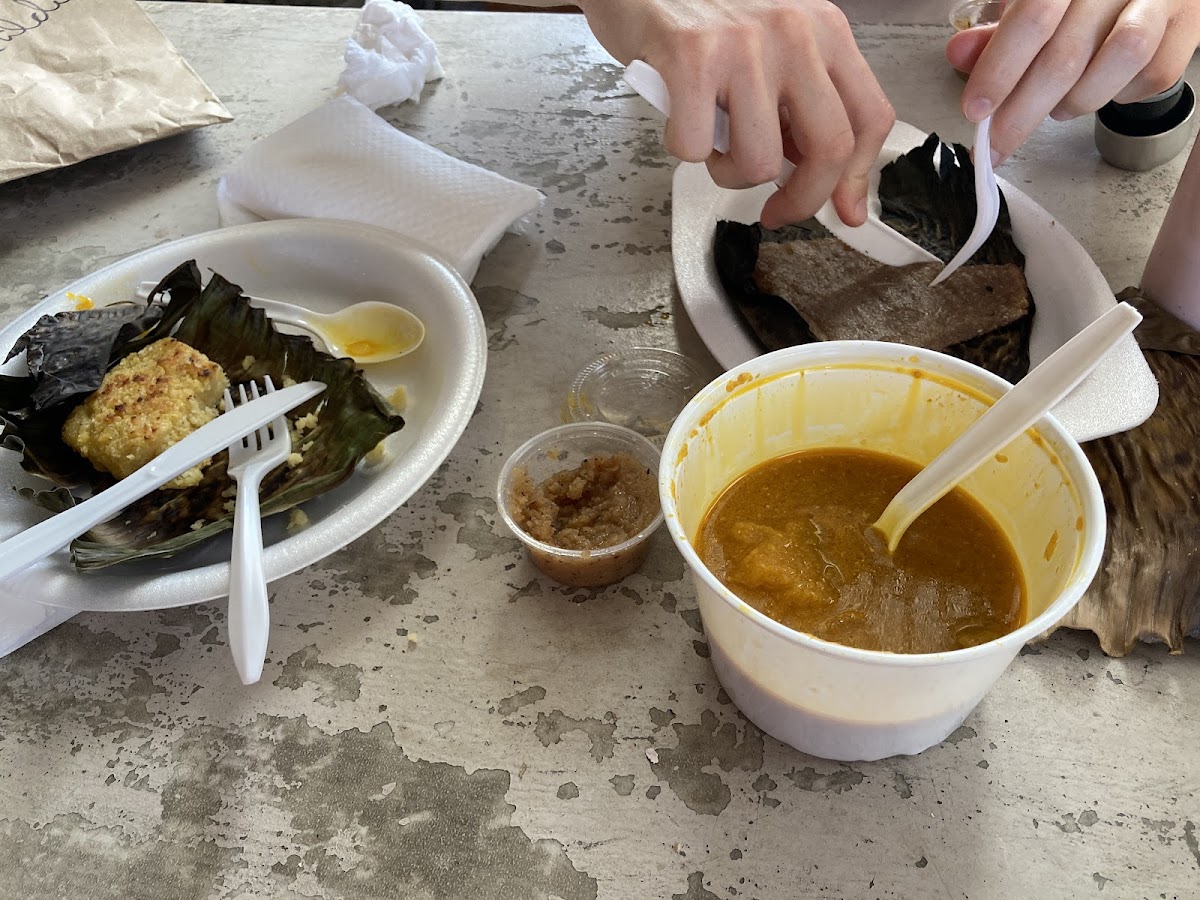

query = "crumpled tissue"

[{"left": 339, "top": 0, "right": 446, "bottom": 110}]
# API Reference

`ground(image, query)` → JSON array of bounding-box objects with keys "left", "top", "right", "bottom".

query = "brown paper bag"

[{"left": 0, "top": 0, "right": 232, "bottom": 184}]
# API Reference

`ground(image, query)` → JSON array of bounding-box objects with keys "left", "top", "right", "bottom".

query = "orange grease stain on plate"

[{"left": 67, "top": 293, "right": 93, "bottom": 310}]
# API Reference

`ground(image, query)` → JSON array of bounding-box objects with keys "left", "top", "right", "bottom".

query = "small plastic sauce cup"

[{"left": 497, "top": 423, "right": 664, "bottom": 588}]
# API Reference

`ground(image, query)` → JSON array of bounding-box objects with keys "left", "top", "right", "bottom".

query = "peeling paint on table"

[{"left": 0, "top": 5, "right": 1198, "bottom": 899}]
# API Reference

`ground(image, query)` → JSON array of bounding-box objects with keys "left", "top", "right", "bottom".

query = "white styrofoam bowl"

[{"left": 659, "top": 341, "right": 1106, "bottom": 761}]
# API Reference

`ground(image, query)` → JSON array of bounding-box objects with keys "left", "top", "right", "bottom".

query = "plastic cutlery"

[
  {"left": 873, "top": 301, "right": 1142, "bottom": 553},
  {"left": 136, "top": 281, "right": 425, "bottom": 365},
  {"left": 930, "top": 116, "right": 999, "bottom": 286},
  {"left": 0, "top": 380, "right": 325, "bottom": 583},
  {"left": 223, "top": 376, "right": 292, "bottom": 686},
  {"left": 622, "top": 59, "right": 939, "bottom": 268}
]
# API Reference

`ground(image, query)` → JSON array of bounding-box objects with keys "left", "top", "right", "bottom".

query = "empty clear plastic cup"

[{"left": 562, "top": 348, "right": 707, "bottom": 439}]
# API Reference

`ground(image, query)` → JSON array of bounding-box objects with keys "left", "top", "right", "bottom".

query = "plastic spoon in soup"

[
  {"left": 135, "top": 281, "right": 425, "bottom": 365},
  {"left": 873, "top": 301, "right": 1142, "bottom": 554}
]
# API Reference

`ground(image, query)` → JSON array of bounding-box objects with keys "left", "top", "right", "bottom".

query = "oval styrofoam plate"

[
  {"left": 671, "top": 120, "right": 1159, "bottom": 443},
  {"left": 0, "top": 219, "right": 486, "bottom": 612}
]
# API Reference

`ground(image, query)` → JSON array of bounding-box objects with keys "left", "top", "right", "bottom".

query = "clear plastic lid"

[
  {"left": 561, "top": 347, "right": 708, "bottom": 438},
  {"left": 949, "top": 0, "right": 1007, "bottom": 30}
]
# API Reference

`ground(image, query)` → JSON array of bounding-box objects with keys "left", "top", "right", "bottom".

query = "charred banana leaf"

[{"left": 713, "top": 134, "right": 1034, "bottom": 384}]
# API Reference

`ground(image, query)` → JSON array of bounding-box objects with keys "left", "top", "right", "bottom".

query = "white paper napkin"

[
  {"left": 0, "top": 595, "right": 74, "bottom": 659},
  {"left": 217, "top": 95, "right": 543, "bottom": 283},
  {"left": 339, "top": 0, "right": 445, "bottom": 110}
]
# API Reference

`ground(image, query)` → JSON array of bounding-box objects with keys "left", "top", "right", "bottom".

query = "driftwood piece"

[{"left": 1058, "top": 291, "right": 1200, "bottom": 655}]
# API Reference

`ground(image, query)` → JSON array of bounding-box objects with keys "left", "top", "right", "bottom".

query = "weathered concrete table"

[{"left": 0, "top": 5, "right": 1196, "bottom": 898}]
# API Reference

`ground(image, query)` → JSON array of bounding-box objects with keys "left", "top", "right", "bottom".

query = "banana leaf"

[
  {"left": 1057, "top": 289, "right": 1200, "bottom": 655},
  {"left": 5, "top": 302, "right": 166, "bottom": 411},
  {"left": 714, "top": 134, "right": 1035, "bottom": 384},
  {"left": 876, "top": 133, "right": 1025, "bottom": 267},
  {"left": 0, "top": 260, "right": 405, "bottom": 569}
]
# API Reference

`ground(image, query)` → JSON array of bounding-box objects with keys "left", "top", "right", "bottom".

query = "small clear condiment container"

[
  {"left": 948, "top": 0, "right": 1006, "bottom": 31},
  {"left": 948, "top": 0, "right": 1008, "bottom": 79},
  {"left": 561, "top": 348, "right": 707, "bottom": 440},
  {"left": 497, "top": 422, "right": 664, "bottom": 588}
]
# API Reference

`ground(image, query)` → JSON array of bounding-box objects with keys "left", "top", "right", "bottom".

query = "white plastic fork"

[
  {"left": 223, "top": 376, "right": 293, "bottom": 685},
  {"left": 930, "top": 116, "right": 999, "bottom": 286}
]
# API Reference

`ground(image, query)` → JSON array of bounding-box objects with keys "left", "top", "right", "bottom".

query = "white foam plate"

[
  {"left": 671, "top": 121, "right": 1159, "bottom": 443},
  {"left": 0, "top": 219, "right": 486, "bottom": 612}
]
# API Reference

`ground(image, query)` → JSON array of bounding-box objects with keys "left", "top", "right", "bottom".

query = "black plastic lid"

[{"left": 1098, "top": 77, "right": 1189, "bottom": 136}]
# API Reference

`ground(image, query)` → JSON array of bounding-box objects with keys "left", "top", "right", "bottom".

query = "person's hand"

[
  {"left": 576, "top": 0, "right": 895, "bottom": 228},
  {"left": 947, "top": 0, "right": 1200, "bottom": 164}
]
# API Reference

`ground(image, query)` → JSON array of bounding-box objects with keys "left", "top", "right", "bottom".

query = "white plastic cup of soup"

[
  {"left": 497, "top": 422, "right": 664, "bottom": 588},
  {"left": 659, "top": 341, "right": 1106, "bottom": 761}
]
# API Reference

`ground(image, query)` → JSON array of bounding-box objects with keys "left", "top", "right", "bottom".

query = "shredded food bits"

[
  {"left": 509, "top": 452, "right": 658, "bottom": 551},
  {"left": 61, "top": 338, "right": 228, "bottom": 489}
]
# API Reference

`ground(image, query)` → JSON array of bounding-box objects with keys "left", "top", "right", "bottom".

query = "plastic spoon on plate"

[
  {"left": 622, "top": 60, "right": 940, "bottom": 268},
  {"left": 873, "top": 301, "right": 1142, "bottom": 554},
  {"left": 136, "top": 281, "right": 425, "bottom": 365},
  {"left": 931, "top": 116, "right": 999, "bottom": 286}
]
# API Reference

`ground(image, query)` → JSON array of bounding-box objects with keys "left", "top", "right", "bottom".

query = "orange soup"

[{"left": 696, "top": 448, "right": 1025, "bottom": 653}]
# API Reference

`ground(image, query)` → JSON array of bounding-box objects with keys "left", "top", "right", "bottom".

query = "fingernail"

[
  {"left": 965, "top": 97, "right": 992, "bottom": 122},
  {"left": 1049, "top": 106, "right": 1073, "bottom": 121},
  {"left": 854, "top": 198, "right": 868, "bottom": 224},
  {"left": 989, "top": 148, "right": 1002, "bottom": 167}
]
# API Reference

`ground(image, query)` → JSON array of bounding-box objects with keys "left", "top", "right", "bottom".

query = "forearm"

[{"left": 481, "top": 1, "right": 583, "bottom": 7}]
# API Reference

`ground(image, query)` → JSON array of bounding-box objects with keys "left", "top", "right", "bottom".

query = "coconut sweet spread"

[
  {"left": 507, "top": 451, "right": 660, "bottom": 588},
  {"left": 510, "top": 452, "right": 658, "bottom": 551}
]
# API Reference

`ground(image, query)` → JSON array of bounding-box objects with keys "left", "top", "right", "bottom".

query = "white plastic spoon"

[
  {"left": 930, "top": 116, "right": 999, "bottom": 287},
  {"left": 136, "top": 281, "right": 425, "bottom": 365},
  {"left": 623, "top": 60, "right": 940, "bottom": 268},
  {"left": 873, "top": 301, "right": 1142, "bottom": 554}
]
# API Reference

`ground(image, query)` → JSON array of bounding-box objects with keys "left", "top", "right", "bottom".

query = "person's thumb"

[{"left": 945, "top": 24, "right": 997, "bottom": 74}]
